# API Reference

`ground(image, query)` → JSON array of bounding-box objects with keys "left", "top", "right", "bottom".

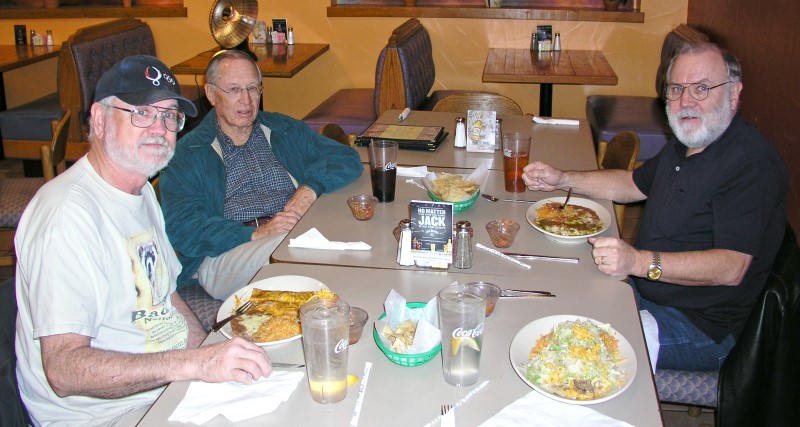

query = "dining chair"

[
  {"left": 431, "top": 93, "right": 524, "bottom": 116},
  {"left": 0, "top": 111, "right": 71, "bottom": 267},
  {"left": 318, "top": 123, "right": 352, "bottom": 146},
  {"left": 596, "top": 130, "right": 640, "bottom": 231},
  {"left": 655, "top": 225, "right": 800, "bottom": 425}
]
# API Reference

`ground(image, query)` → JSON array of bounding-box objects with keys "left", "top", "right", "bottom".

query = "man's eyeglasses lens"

[
  {"left": 211, "top": 83, "right": 263, "bottom": 98},
  {"left": 112, "top": 105, "right": 186, "bottom": 132},
  {"left": 664, "top": 81, "right": 732, "bottom": 101}
]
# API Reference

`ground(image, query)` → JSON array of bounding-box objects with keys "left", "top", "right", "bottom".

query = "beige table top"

[
  {"left": 355, "top": 110, "right": 597, "bottom": 171},
  {"left": 269, "top": 165, "right": 623, "bottom": 282},
  {"left": 137, "top": 263, "right": 663, "bottom": 427}
]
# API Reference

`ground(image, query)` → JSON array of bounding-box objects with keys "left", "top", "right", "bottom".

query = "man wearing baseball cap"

[{"left": 14, "top": 55, "right": 273, "bottom": 426}]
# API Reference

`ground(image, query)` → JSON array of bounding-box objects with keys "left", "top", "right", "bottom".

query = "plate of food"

[
  {"left": 216, "top": 275, "right": 334, "bottom": 346},
  {"left": 525, "top": 197, "right": 611, "bottom": 244},
  {"left": 509, "top": 315, "right": 637, "bottom": 405}
]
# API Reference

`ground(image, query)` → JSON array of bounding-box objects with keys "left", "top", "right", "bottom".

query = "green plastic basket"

[
  {"left": 373, "top": 302, "right": 441, "bottom": 367},
  {"left": 427, "top": 190, "right": 480, "bottom": 214}
]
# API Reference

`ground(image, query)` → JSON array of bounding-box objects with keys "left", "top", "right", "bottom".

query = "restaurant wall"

[
  {"left": 687, "top": 1, "right": 800, "bottom": 235},
  {"left": 1, "top": 0, "right": 687, "bottom": 119}
]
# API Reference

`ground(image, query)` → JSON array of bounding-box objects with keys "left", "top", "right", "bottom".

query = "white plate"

[
  {"left": 509, "top": 315, "right": 637, "bottom": 405},
  {"left": 216, "top": 275, "right": 329, "bottom": 346},
  {"left": 525, "top": 197, "right": 612, "bottom": 244}
]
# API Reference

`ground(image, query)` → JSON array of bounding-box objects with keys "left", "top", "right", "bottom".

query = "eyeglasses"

[
  {"left": 209, "top": 83, "right": 263, "bottom": 98},
  {"left": 111, "top": 105, "right": 186, "bottom": 132},
  {"left": 664, "top": 81, "right": 732, "bottom": 101}
]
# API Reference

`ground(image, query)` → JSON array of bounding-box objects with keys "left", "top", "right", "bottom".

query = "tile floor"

[{"left": 0, "top": 158, "right": 717, "bottom": 425}]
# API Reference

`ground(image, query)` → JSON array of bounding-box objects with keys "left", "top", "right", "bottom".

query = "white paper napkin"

[
  {"left": 479, "top": 391, "right": 635, "bottom": 427},
  {"left": 168, "top": 371, "right": 305, "bottom": 424},
  {"left": 288, "top": 227, "right": 371, "bottom": 250},
  {"left": 639, "top": 309, "right": 660, "bottom": 373},
  {"left": 532, "top": 116, "right": 580, "bottom": 126},
  {"left": 397, "top": 165, "right": 429, "bottom": 177}
]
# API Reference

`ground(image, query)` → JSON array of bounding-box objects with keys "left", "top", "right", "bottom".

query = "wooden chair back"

[
  {"left": 431, "top": 93, "right": 524, "bottom": 116},
  {"left": 318, "top": 123, "right": 352, "bottom": 146},
  {"left": 597, "top": 131, "right": 640, "bottom": 230},
  {"left": 41, "top": 110, "right": 71, "bottom": 182}
]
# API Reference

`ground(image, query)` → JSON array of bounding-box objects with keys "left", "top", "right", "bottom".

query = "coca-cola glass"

[
  {"left": 300, "top": 299, "right": 350, "bottom": 403},
  {"left": 368, "top": 140, "right": 398, "bottom": 202},
  {"left": 437, "top": 283, "right": 487, "bottom": 386}
]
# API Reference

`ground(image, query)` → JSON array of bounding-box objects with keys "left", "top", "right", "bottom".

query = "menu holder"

[
  {"left": 354, "top": 124, "right": 448, "bottom": 151},
  {"left": 409, "top": 200, "right": 454, "bottom": 269},
  {"left": 466, "top": 110, "right": 497, "bottom": 153}
]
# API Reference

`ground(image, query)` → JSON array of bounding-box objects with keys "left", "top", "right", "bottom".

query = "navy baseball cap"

[{"left": 94, "top": 55, "right": 198, "bottom": 117}]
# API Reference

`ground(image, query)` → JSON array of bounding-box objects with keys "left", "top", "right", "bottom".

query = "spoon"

[{"left": 560, "top": 187, "right": 573, "bottom": 210}]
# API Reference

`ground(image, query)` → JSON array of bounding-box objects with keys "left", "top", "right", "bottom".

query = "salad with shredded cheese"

[{"left": 526, "top": 319, "right": 626, "bottom": 401}]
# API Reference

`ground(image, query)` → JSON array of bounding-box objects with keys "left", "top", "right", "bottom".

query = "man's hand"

[
  {"left": 522, "top": 161, "right": 564, "bottom": 191},
  {"left": 192, "top": 337, "right": 273, "bottom": 384},
  {"left": 251, "top": 186, "right": 317, "bottom": 240},
  {"left": 588, "top": 236, "right": 645, "bottom": 277}
]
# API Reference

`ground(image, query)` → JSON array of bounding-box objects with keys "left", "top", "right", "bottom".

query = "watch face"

[{"left": 648, "top": 267, "right": 662, "bottom": 281}]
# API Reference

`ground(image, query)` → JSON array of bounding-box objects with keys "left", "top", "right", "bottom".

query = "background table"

[
  {"left": 137, "top": 263, "right": 662, "bottom": 427},
  {"left": 482, "top": 49, "right": 618, "bottom": 117},
  {"left": 356, "top": 110, "right": 597, "bottom": 171},
  {"left": 170, "top": 44, "right": 329, "bottom": 78},
  {"left": 270, "top": 165, "right": 623, "bottom": 282}
]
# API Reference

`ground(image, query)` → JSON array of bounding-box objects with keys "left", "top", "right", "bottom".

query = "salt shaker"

[
  {"left": 494, "top": 118, "right": 503, "bottom": 151},
  {"left": 287, "top": 27, "right": 295, "bottom": 45},
  {"left": 453, "top": 221, "right": 473, "bottom": 269},
  {"left": 396, "top": 219, "right": 414, "bottom": 266},
  {"left": 554, "top": 33, "right": 561, "bottom": 51},
  {"left": 454, "top": 117, "right": 467, "bottom": 148},
  {"left": 46, "top": 30, "right": 53, "bottom": 46}
]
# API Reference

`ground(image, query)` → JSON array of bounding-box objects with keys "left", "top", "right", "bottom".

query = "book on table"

[{"left": 354, "top": 123, "right": 448, "bottom": 151}]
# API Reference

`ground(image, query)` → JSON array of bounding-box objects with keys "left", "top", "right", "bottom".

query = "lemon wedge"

[
  {"left": 451, "top": 337, "right": 481, "bottom": 355},
  {"left": 347, "top": 374, "right": 359, "bottom": 386}
]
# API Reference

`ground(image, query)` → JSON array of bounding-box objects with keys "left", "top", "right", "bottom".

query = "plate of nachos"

[
  {"left": 509, "top": 315, "right": 636, "bottom": 404},
  {"left": 216, "top": 275, "right": 335, "bottom": 346}
]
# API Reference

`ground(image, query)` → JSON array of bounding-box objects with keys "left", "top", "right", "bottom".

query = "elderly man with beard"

[
  {"left": 14, "top": 55, "right": 273, "bottom": 426},
  {"left": 522, "top": 41, "right": 787, "bottom": 371}
]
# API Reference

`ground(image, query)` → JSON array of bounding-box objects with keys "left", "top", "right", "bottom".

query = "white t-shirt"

[{"left": 14, "top": 157, "right": 187, "bottom": 426}]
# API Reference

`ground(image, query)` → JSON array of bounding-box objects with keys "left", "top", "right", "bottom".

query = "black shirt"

[{"left": 632, "top": 114, "right": 788, "bottom": 342}]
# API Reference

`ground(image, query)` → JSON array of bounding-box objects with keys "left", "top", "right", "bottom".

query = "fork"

[
  {"left": 441, "top": 404, "right": 455, "bottom": 427},
  {"left": 211, "top": 300, "right": 252, "bottom": 332}
]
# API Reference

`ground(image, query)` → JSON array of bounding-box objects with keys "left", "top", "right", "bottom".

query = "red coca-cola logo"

[
  {"left": 334, "top": 338, "right": 349, "bottom": 353},
  {"left": 451, "top": 323, "right": 485, "bottom": 339}
]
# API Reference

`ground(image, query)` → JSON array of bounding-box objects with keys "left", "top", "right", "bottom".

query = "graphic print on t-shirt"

[{"left": 126, "top": 228, "right": 188, "bottom": 351}]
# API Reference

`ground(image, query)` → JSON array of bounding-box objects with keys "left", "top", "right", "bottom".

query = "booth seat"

[
  {"left": 0, "top": 18, "right": 208, "bottom": 175},
  {"left": 303, "top": 18, "right": 476, "bottom": 135},
  {"left": 585, "top": 25, "right": 709, "bottom": 163}
]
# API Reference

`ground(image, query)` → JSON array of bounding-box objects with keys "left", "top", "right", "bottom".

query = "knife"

[
  {"left": 501, "top": 289, "right": 555, "bottom": 298},
  {"left": 501, "top": 251, "right": 579, "bottom": 263},
  {"left": 272, "top": 362, "right": 305, "bottom": 368}
]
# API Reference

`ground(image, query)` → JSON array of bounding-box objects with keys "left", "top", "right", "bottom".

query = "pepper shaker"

[
  {"left": 396, "top": 219, "right": 414, "bottom": 266},
  {"left": 453, "top": 221, "right": 473, "bottom": 269},
  {"left": 530, "top": 32, "right": 537, "bottom": 51},
  {"left": 454, "top": 117, "right": 467, "bottom": 148}
]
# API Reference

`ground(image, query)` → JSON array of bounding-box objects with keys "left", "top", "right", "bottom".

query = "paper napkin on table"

[
  {"left": 168, "top": 371, "right": 305, "bottom": 424},
  {"left": 288, "top": 227, "right": 371, "bottom": 251},
  {"left": 397, "top": 165, "right": 429, "bottom": 177},
  {"left": 532, "top": 116, "right": 580, "bottom": 126},
  {"left": 479, "top": 391, "right": 635, "bottom": 427}
]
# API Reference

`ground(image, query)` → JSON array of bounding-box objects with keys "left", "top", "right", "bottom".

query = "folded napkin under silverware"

[{"left": 501, "top": 252, "right": 579, "bottom": 263}]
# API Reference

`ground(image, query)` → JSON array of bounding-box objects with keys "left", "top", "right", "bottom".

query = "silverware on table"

[
  {"left": 441, "top": 404, "right": 455, "bottom": 427},
  {"left": 501, "top": 251, "right": 580, "bottom": 264},
  {"left": 210, "top": 300, "right": 252, "bottom": 332},
  {"left": 500, "top": 289, "right": 556, "bottom": 298},
  {"left": 482, "top": 193, "right": 536, "bottom": 203},
  {"left": 272, "top": 362, "right": 305, "bottom": 369},
  {"left": 559, "top": 187, "right": 573, "bottom": 210}
]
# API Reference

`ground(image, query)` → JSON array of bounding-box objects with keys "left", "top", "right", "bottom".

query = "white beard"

[
  {"left": 667, "top": 95, "right": 735, "bottom": 149},
  {"left": 104, "top": 123, "right": 174, "bottom": 178}
]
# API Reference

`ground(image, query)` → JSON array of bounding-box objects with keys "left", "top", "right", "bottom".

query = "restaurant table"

[
  {"left": 356, "top": 110, "right": 597, "bottom": 172},
  {"left": 137, "top": 263, "right": 662, "bottom": 426},
  {"left": 482, "top": 49, "right": 618, "bottom": 117},
  {"left": 0, "top": 44, "right": 60, "bottom": 157},
  {"left": 270, "top": 164, "right": 623, "bottom": 282},
  {"left": 170, "top": 43, "right": 329, "bottom": 78}
]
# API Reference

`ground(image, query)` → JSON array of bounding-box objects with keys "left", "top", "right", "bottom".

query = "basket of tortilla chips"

[
  {"left": 422, "top": 164, "right": 487, "bottom": 214},
  {"left": 373, "top": 301, "right": 441, "bottom": 367}
]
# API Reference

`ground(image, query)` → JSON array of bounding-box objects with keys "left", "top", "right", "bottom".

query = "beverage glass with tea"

[
  {"left": 502, "top": 133, "right": 531, "bottom": 193},
  {"left": 368, "top": 140, "right": 398, "bottom": 202}
]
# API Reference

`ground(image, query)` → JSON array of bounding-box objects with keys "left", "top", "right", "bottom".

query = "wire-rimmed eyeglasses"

[
  {"left": 111, "top": 105, "right": 186, "bottom": 133},
  {"left": 209, "top": 83, "right": 263, "bottom": 98},
  {"left": 664, "top": 81, "right": 732, "bottom": 101}
]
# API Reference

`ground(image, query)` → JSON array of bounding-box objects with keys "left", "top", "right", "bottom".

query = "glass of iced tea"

[{"left": 502, "top": 133, "right": 531, "bottom": 193}]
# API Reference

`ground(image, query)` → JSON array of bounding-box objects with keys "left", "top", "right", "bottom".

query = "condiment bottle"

[
  {"left": 46, "top": 30, "right": 53, "bottom": 46},
  {"left": 266, "top": 26, "right": 273, "bottom": 44},
  {"left": 454, "top": 117, "right": 467, "bottom": 148},
  {"left": 287, "top": 27, "right": 295, "bottom": 45},
  {"left": 494, "top": 118, "right": 503, "bottom": 151},
  {"left": 396, "top": 219, "right": 414, "bottom": 266},
  {"left": 554, "top": 33, "right": 561, "bottom": 51},
  {"left": 453, "top": 221, "right": 473, "bottom": 269},
  {"left": 530, "top": 33, "right": 537, "bottom": 51}
]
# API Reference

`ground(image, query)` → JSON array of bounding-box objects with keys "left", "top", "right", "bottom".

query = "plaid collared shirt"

[{"left": 218, "top": 121, "right": 295, "bottom": 222}]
